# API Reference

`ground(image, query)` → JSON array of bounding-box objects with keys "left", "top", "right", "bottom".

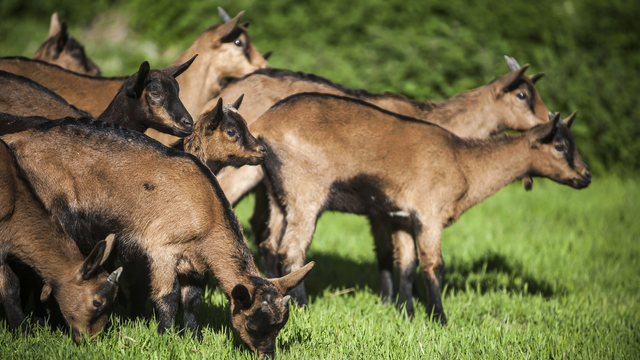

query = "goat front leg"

[
  {"left": 179, "top": 273, "right": 204, "bottom": 342},
  {"left": 369, "top": 217, "right": 394, "bottom": 303},
  {"left": 148, "top": 255, "right": 180, "bottom": 335},
  {"left": 250, "top": 182, "right": 271, "bottom": 244},
  {"left": 415, "top": 221, "right": 447, "bottom": 325},
  {"left": 392, "top": 228, "right": 418, "bottom": 317},
  {"left": 0, "top": 263, "right": 30, "bottom": 333},
  {"left": 276, "top": 199, "right": 323, "bottom": 306},
  {"left": 259, "top": 190, "right": 286, "bottom": 278}
]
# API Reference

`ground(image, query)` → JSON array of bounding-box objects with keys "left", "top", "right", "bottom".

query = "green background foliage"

[{"left": 1, "top": 0, "right": 638, "bottom": 174}]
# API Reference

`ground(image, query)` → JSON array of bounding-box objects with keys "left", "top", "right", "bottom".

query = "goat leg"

[
  {"left": 179, "top": 273, "right": 204, "bottom": 342},
  {"left": 369, "top": 217, "right": 394, "bottom": 303},
  {"left": 415, "top": 223, "right": 447, "bottom": 325},
  {"left": 0, "top": 263, "right": 31, "bottom": 334},
  {"left": 393, "top": 228, "right": 418, "bottom": 317}
]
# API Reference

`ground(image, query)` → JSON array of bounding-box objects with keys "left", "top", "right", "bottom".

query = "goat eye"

[
  {"left": 555, "top": 144, "right": 567, "bottom": 152},
  {"left": 226, "top": 129, "right": 237, "bottom": 137},
  {"left": 150, "top": 91, "right": 161, "bottom": 97},
  {"left": 234, "top": 39, "right": 242, "bottom": 47},
  {"left": 517, "top": 92, "right": 527, "bottom": 100},
  {"left": 93, "top": 300, "right": 102, "bottom": 308}
]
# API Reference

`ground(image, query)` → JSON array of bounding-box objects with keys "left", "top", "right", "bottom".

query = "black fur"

[{"left": 0, "top": 56, "right": 126, "bottom": 81}]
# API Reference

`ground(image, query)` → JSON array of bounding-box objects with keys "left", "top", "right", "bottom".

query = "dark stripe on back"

[{"left": 0, "top": 56, "right": 128, "bottom": 81}]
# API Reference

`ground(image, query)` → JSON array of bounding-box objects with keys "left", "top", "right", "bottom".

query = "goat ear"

[
  {"left": 40, "top": 283, "right": 53, "bottom": 302},
  {"left": 48, "top": 13, "right": 62, "bottom": 38},
  {"left": 231, "top": 284, "right": 252, "bottom": 309},
  {"left": 532, "top": 112, "right": 561, "bottom": 144},
  {"left": 262, "top": 51, "right": 273, "bottom": 61},
  {"left": 204, "top": 98, "right": 224, "bottom": 136},
  {"left": 56, "top": 21, "right": 69, "bottom": 54},
  {"left": 233, "top": 94, "right": 244, "bottom": 110},
  {"left": 218, "top": 11, "right": 244, "bottom": 39},
  {"left": 530, "top": 72, "right": 545, "bottom": 84},
  {"left": 270, "top": 262, "right": 315, "bottom": 294},
  {"left": 501, "top": 64, "right": 530, "bottom": 92},
  {"left": 126, "top": 61, "right": 150, "bottom": 98},
  {"left": 565, "top": 110, "right": 578, "bottom": 129},
  {"left": 78, "top": 240, "right": 108, "bottom": 280},
  {"left": 165, "top": 54, "right": 197, "bottom": 79},
  {"left": 100, "top": 234, "right": 116, "bottom": 266}
]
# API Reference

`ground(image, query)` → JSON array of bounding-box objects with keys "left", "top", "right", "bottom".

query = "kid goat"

[
  {"left": 0, "top": 139, "right": 121, "bottom": 343},
  {"left": 2, "top": 118, "right": 312, "bottom": 357},
  {"left": 250, "top": 93, "right": 591, "bottom": 323}
]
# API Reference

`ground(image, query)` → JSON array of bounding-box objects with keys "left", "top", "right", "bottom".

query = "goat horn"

[
  {"left": 504, "top": 55, "right": 521, "bottom": 71},
  {"left": 108, "top": 267, "right": 123, "bottom": 283},
  {"left": 218, "top": 7, "right": 232, "bottom": 23},
  {"left": 282, "top": 295, "right": 291, "bottom": 307},
  {"left": 261, "top": 301, "right": 269, "bottom": 313}
]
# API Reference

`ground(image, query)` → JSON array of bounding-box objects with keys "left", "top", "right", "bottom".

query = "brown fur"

[
  {"left": 33, "top": 13, "right": 101, "bottom": 76},
  {"left": 0, "top": 139, "right": 120, "bottom": 343},
  {"left": 249, "top": 93, "right": 590, "bottom": 323},
  {"left": 173, "top": 96, "right": 267, "bottom": 173},
  {"left": 0, "top": 70, "right": 91, "bottom": 119},
  {"left": 2, "top": 118, "right": 312, "bottom": 357}
]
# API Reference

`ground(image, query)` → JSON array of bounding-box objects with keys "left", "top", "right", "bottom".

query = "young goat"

[
  {"left": 250, "top": 93, "right": 591, "bottom": 323},
  {"left": 0, "top": 139, "right": 121, "bottom": 343},
  {"left": 33, "top": 13, "right": 101, "bottom": 76},
  {"left": 214, "top": 58, "right": 551, "bottom": 301},
  {"left": 2, "top": 118, "right": 313, "bottom": 357},
  {"left": 172, "top": 95, "right": 267, "bottom": 174},
  {"left": 0, "top": 58, "right": 196, "bottom": 137}
]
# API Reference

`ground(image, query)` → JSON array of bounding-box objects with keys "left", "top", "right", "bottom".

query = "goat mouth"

[
  {"left": 570, "top": 176, "right": 591, "bottom": 189},
  {"left": 171, "top": 126, "right": 194, "bottom": 137},
  {"left": 247, "top": 155, "right": 266, "bottom": 165}
]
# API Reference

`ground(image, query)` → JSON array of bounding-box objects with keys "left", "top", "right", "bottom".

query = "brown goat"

[
  {"left": 0, "top": 70, "right": 91, "bottom": 119},
  {"left": 2, "top": 118, "right": 313, "bottom": 357},
  {"left": 248, "top": 93, "right": 590, "bottom": 323},
  {"left": 172, "top": 95, "right": 267, "bottom": 174},
  {"left": 33, "top": 13, "right": 101, "bottom": 76},
  {"left": 0, "top": 10, "right": 269, "bottom": 130},
  {"left": 0, "top": 58, "right": 196, "bottom": 137},
  {"left": 213, "top": 58, "right": 551, "bottom": 298},
  {"left": 0, "top": 139, "right": 121, "bottom": 343}
]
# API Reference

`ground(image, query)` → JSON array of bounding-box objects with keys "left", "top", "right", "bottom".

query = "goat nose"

[
  {"left": 584, "top": 170, "right": 592, "bottom": 179},
  {"left": 257, "top": 145, "right": 268, "bottom": 157},
  {"left": 180, "top": 116, "right": 193, "bottom": 129}
]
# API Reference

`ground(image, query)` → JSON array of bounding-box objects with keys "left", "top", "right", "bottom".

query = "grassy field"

[{"left": 1, "top": 176, "right": 638, "bottom": 358}]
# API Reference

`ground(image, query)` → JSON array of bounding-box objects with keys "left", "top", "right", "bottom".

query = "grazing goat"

[
  {"left": 172, "top": 95, "right": 267, "bottom": 174},
  {"left": 248, "top": 93, "right": 590, "bottom": 324},
  {"left": 0, "top": 58, "right": 196, "bottom": 137},
  {"left": 0, "top": 9, "right": 269, "bottom": 129},
  {"left": 33, "top": 13, "right": 101, "bottom": 76},
  {"left": 2, "top": 118, "right": 313, "bottom": 357},
  {"left": 0, "top": 70, "right": 90, "bottom": 119},
  {"left": 0, "top": 139, "right": 121, "bottom": 343}
]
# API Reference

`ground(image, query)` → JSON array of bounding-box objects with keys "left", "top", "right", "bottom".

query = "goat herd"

[{"left": 0, "top": 8, "right": 592, "bottom": 357}]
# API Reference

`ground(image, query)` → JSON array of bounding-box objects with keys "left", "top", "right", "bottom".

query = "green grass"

[{"left": 1, "top": 176, "right": 638, "bottom": 358}]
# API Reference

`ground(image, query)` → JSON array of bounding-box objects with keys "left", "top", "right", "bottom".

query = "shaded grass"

[{"left": 2, "top": 176, "right": 637, "bottom": 358}]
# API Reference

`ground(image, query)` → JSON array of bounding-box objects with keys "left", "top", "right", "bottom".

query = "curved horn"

[
  {"left": 108, "top": 267, "right": 123, "bottom": 284},
  {"left": 263, "top": 51, "right": 273, "bottom": 61},
  {"left": 261, "top": 301, "right": 269, "bottom": 313},
  {"left": 504, "top": 55, "right": 521, "bottom": 72},
  {"left": 282, "top": 295, "right": 291, "bottom": 307},
  {"left": 218, "top": 7, "right": 232, "bottom": 23},
  {"left": 565, "top": 110, "right": 578, "bottom": 129}
]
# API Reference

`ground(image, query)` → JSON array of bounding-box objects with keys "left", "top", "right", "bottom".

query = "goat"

[
  {"left": 2, "top": 118, "right": 313, "bottom": 357},
  {"left": 213, "top": 58, "right": 551, "bottom": 299},
  {"left": 0, "top": 58, "right": 196, "bottom": 137},
  {"left": 247, "top": 93, "right": 590, "bottom": 324},
  {"left": 33, "top": 13, "right": 101, "bottom": 76},
  {"left": 0, "top": 10, "right": 269, "bottom": 130},
  {"left": 0, "top": 70, "right": 91, "bottom": 119},
  {"left": 0, "top": 139, "right": 121, "bottom": 343},
  {"left": 172, "top": 95, "right": 267, "bottom": 174}
]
